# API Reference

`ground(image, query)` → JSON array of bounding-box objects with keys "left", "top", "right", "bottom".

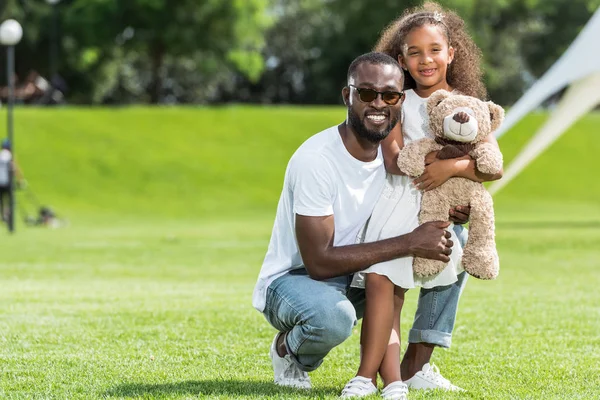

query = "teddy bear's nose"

[{"left": 453, "top": 111, "right": 470, "bottom": 124}]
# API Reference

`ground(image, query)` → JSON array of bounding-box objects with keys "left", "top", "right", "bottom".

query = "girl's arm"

[
  {"left": 381, "top": 122, "right": 406, "bottom": 175},
  {"left": 414, "top": 133, "right": 503, "bottom": 191}
]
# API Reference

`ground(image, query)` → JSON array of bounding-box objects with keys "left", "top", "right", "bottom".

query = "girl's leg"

[
  {"left": 378, "top": 286, "right": 405, "bottom": 386},
  {"left": 357, "top": 273, "right": 396, "bottom": 384}
]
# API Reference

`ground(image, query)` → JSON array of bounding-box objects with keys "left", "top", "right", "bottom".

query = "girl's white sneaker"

[
  {"left": 403, "top": 363, "right": 462, "bottom": 391},
  {"left": 340, "top": 376, "right": 378, "bottom": 398},
  {"left": 381, "top": 381, "right": 408, "bottom": 400}
]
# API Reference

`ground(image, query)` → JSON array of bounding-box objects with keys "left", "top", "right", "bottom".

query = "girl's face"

[{"left": 399, "top": 24, "right": 454, "bottom": 97}]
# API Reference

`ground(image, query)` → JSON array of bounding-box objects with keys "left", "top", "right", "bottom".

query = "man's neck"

[{"left": 338, "top": 122, "right": 379, "bottom": 162}]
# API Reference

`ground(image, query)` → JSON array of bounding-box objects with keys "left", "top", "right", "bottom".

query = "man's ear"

[
  {"left": 487, "top": 101, "right": 505, "bottom": 132},
  {"left": 342, "top": 86, "right": 350, "bottom": 106}
]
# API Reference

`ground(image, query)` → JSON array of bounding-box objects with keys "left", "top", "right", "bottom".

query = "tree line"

[{"left": 0, "top": 0, "right": 598, "bottom": 105}]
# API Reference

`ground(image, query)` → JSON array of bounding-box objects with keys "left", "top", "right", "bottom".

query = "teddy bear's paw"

[
  {"left": 413, "top": 257, "right": 447, "bottom": 277},
  {"left": 462, "top": 246, "right": 499, "bottom": 280},
  {"left": 473, "top": 143, "right": 503, "bottom": 175},
  {"left": 397, "top": 157, "right": 424, "bottom": 177}
]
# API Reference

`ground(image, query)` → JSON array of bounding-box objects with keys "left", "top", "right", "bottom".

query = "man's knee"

[{"left": 315, "top": 299, "right": 357, "bottom": 345}]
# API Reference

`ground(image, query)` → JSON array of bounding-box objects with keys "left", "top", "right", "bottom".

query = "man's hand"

[
  {"left": 449, "top": 205, "right": 470, "bottom": 224},
  {"left": 408, "top": 221, "right": 453, "bottom": 262}
]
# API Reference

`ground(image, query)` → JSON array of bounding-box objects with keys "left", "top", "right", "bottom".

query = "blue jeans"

[
  {"left": 408, "top": 224, "right": 469, "bottom": 348},
  {"left": 262, "top": 225, "right": 469, "bottom": 371}
]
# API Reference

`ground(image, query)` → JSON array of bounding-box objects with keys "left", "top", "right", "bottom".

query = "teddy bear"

[{"left": 397, "top": 90, "right": 504, "bottom": 280}]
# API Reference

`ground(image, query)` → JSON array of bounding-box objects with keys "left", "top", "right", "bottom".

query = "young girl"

[{"left": 341, "top": 3, "right": 502, "bottom": 399}]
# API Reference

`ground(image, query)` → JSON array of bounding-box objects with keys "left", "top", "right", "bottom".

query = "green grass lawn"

[{"left": 1, "top": 107, "right": 599, "bottom": 399}]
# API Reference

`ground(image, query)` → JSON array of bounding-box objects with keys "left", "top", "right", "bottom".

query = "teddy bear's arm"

[
  {"left": 470, "top": 142, "right": 503, "bottom": 175},
  {"left": 397, "top": 138, "right": 441, "bottom": 177}
]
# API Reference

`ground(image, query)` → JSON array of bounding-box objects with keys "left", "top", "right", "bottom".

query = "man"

[
  {"left": 0, "top": 139, "right": 13, "bottom": 221},
  {"left": 252, "top": 52, "right": 468, "bottom": 391}
]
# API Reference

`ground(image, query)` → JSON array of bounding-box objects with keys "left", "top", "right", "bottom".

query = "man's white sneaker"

[
  {"left": 340, "top": 376, "right": 378, "bottom": 398},
  {"left": 381, "top": 381, "right": 408, "bottom": 400},
  {"left": 269, "top": 333, "right": 311, "bottom": 389},
  {"left": 403, "top": 363, "right": 462, "bottom": 391}
]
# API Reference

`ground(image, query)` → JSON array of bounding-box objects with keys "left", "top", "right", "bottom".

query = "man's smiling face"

[{"left": 344, "top": 63, "right": 404, "bottom": 144}]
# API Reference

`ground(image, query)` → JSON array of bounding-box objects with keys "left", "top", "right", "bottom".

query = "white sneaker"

[
  {"left": 269, "top": 333, "right": 311, "bottom": 389},
  {"left": 381, "top": 381, "right": 408, "bottom": 400},
  {"left": 403, "top": 363, "right": 462, "bottom": 391},
  {"left": 340, "top": 376, "right": 378, "bottom": 398}
]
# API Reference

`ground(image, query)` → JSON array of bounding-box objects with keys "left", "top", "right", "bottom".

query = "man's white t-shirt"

[
  {"left": 252, "top": 125, "right": 386, "bottom": 312},
  {"left": 0, "top": 149, "right": 12, "bottom": 186}
]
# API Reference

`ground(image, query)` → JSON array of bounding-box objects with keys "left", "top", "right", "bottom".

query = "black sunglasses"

[{"left": 349, "top": 85, "right": 404, "bottom": 105}]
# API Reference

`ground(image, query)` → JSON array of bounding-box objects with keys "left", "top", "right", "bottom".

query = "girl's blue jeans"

[{"left": 262, "top": 225, "right": 469, "bottom": 372}]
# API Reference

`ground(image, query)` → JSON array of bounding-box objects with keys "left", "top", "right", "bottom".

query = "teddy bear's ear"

[
  {"left": 426, "top": 90, "right": 452, "bottom": 115},
  {"left": 487, "top": 101, "right": 505, "bottom": 132}
]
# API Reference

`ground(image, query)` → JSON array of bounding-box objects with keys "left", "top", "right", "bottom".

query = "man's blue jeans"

[{"left": 262, "top": 225, "right": 469, "bottom": 372}]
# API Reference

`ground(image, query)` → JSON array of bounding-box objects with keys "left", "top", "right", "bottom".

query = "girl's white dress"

[{"left": 352, "top": 89, "right": 464, "bottom": 289}]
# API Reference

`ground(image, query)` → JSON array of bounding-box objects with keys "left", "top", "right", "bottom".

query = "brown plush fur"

[{"left": 397, "top": 90, "right": 504, "bottom": 279}]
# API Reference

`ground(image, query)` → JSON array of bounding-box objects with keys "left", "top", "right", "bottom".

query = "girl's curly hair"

[{"left": 374, "top": 2, "right": 487, "bottom": 100}]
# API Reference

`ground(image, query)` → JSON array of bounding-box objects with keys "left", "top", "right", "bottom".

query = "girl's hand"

[
  {"left": 424, "top": 150, "right": 439, "bottom": 165},
  {"left": 413, "top": 159, "right": 456, "bottom": 191}
]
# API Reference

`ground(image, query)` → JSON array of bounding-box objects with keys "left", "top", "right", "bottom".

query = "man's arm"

[{"left": 295, "top": 214, "right": 454, "bottom": 281}]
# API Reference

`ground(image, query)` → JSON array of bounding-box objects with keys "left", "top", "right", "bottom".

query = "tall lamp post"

[
  {"left": 0, "top": 19, "right": 23, "bottom": 233},
  {"left": 46, "top": 0, "right": 61, "bottom": 80}
]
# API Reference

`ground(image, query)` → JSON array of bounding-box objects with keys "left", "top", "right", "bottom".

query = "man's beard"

[{"left": 347, "top": 107, "right": 399, "bottom": 144}]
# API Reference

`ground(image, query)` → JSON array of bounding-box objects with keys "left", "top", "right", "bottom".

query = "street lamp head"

[
  {"left": 45, "top": 0, "right": 62, "bottom": 4},
  {"left": 0, "top": 19, "right": 23, "bottom": 46}
]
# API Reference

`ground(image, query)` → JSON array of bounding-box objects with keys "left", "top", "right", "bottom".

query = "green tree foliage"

[
  {"left": 463, "top": 0, "right": 600, "bottom": 104},
  {"left": 235, "top": 0, "right": 599, "bottom": 105},
  {"left": 228, "top": 0, "right": 329, "bottom": 103},
  {"left": 0, "top": 0, "right": 271, "bottom": 103},
  {"left": 0, "top": 0, "right": 597, "bottom": 104},
  {"left": 63, "top": 0, "right": 271, "bottom": 103},
  {"left": 304, "top": 0, "right": 425, "bottom": 104},
  {"left": 231, "top": 0, "right": 424, "bottom": 104},
  {"left": 0, "top": 0, "right": 55, "bottom": 83}
]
